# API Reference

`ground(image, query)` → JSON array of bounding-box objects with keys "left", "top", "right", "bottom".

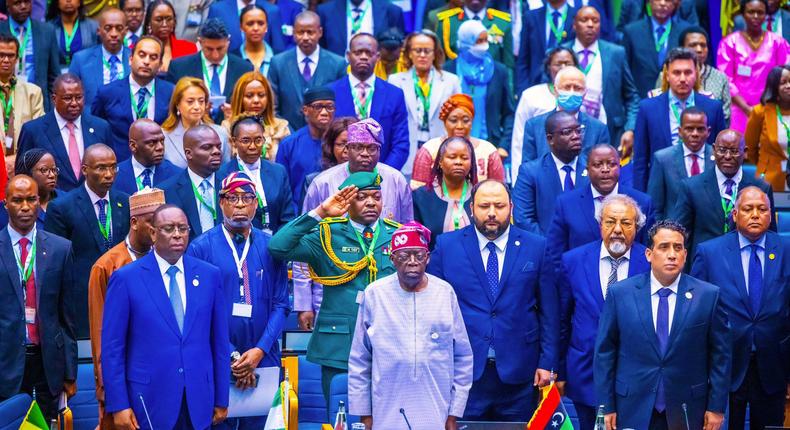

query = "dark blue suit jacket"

[
  {"left": 428, "top": 225, "right": 559, "bottom": 384},
  {"left": 691, "top": 231, "right": 790, "bottom": 394},
  {"left": 160, "top": 170, "right": 224, "bottom": 241},
  {"left": 112, "top": 158, "right": 183, "bottom": 195},
  {"left": 559, "top": 240, "right": 650, "bottom": 407},
  {"left": 516, "top": 4, "right": 577, "bottom": 91},
  {"left": 317, "top": 0, "right": 405, "bottom": 56},
  {"left": 90, "top": 77, "right": 174, "bottom": 162},
  {"left": 44, "top": 186, "right": 130, "bottom": 338},
  {"left": 330, "top": 76, "right": 410, "bottom": 169},
  {"left": 594, "top": 273, "right": 730, "bottom": 429},
  {"left": 669, "top": 168, "right": 776, "bottom": 260},
  {"left": 622, "top": 17, "right": 691, "bottom": 97},
  {"left": 522, "top": 110, "right": 610, "bottom": 163},
  {"left": 0, "top": 19, "right": 60, "bottom": 110},
  {"left": 207, "top": 0, "right": 285, "bottom": 54},
  {"left": 268, "top": 48, "right": 347, "bottom": 130},
  {"left": 68, "top": 45, "right": 131, "bottom": 108},
  {"left": 0, "top": 228, "right": 76, "bottom": 397},
  {"left": 646, "top": 143, "right": 714, "bottom": 218},
  {"left": 411, "top": 185, "right": 472, "bottom": 250},
  {"left": 632, "top": 92, "right": 725, "bottom": 191},
  {"left": 187, "top": 226, "right": 289, "bottom": 368},
  {"left": 513, "top": 152, "right": 589, "bottom": 235},
  {"left": 17, "top": 112, "right": 112, "bottom": 192},
  {"left": 274, "top": 0, "right": 305, "bottom": 49},
  {"left": 217, "top": 159, "right": 297, "bottom": 233},
  {"left": 102, "top": 253, "right": 230, "bottom": 429},
  {"left": 546, "top": 184, "right": 656, "bottom": 269}
]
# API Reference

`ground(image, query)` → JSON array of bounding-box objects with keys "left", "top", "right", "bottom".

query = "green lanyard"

[
  {"left": 546, "top": 7, "right": 568, "bottom": 42},
  {"left": 352, "top": 80, "right": 375, "bottom": 119},
  {"left": 135, "top": 174, "right": 144, "bottom": 191},
  {"left": 102, "top": 55, "right": 123, "bottom": 82},
  {"left": 775, "top": 105, "right": 790, "bottom": 158},
  {"left": 62, "top": 20, "right": 80, "bottom": 64},
  {"left": 347, "top": 1, "right": 369, "bottom": 35},
  {"left": 720, "top": 189, "right": 736, "bottom": 233},
  {"left": 441, "top": 180, "right": 468, "bottom": 230},
  {"left": 670, "top": 95, "right": 694, "bottom": 124},
  {"left": 0, "top": 86, "right": 14, "bottom": 134},
  {"left": 201, "top": 54, "right": 227, "bottom": 92},
  {"left": 14, "top": 238, "right": 36, "bottom": 283},
  {"left": 412, "top": 69, "right": 432, "bottom": 131},
  {"left": 353, "top": 220, "right": 381, "bottom": 261},
  {"left": 130, "top": 84, "right": 155, "bottom": 120},
  {"left": 98, "top": 201, "right": 113, "bottom": 240},
  {"left": 237, "top": 160, "right": 269, "bottom": 227},
  {"left": 655, "top": 21, "right": 672, "bottom": 52},
  {"left": 191, "top": 179, "right": 217, "bottom": 219},
  {"left": 9, "top": 19, "right": 30, "bottom": 64}
]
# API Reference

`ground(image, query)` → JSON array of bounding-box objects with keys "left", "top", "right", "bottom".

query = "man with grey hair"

[{"left": 558, "top": 193, "right": 651, "bottom": 430}]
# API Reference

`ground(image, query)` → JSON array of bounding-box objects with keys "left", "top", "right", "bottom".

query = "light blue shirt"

[
  {"left": 11, "top": 18, "right": 34, "bottom": 83},
  {"left": 545, "top": 2, "right": 569, "bottom": 43},
  {"left": 8, "top": 225, "right": 36, "bottom": 281},
  {"left": 738, "top": 233, "right": 766, "bottom": 293},
  {"left": 669, "top": 90, "right": 696, "bottom": 145},
  {"left": 650, "top": 17, "right": 671, "bottom": 48},
  {"left": 101, "top": 46, "right": 124, "bottom": 84}
]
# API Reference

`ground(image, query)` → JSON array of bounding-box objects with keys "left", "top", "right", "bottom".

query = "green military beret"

[{"left": 339, "top": 171, "right": 382, "bottom": 191}]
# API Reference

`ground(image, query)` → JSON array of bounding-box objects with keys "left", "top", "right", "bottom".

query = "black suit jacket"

[
  {"left": 0, "top": 228, "right": 76, "bottom": 396},
  {"left": 0, "top": 19, "right": 59, "bottom": 110},
  {"left": 622, "top": 17, "right": 691, "bottom": 97},
  {"left": 317, "top": 0, "right": 405, "bottom": 56},
  {"left": 160, "top": 170, "right": 224, "bottom": 241},
  {"left": 44, "top": 186, "right": 130, "bottom": 338}
]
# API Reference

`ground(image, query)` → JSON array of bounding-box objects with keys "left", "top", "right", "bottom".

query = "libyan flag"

[{"left": 527, "top": 383, "right": 575, "bottom": 430}]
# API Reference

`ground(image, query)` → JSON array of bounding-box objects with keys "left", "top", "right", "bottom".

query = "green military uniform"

[{"left": 435, "top": 7, "right": 514, "bottom": 71}]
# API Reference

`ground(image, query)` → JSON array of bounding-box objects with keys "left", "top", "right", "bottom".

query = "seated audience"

[{"left": 745, "top": 65, "right": 790, "bottom": 191}]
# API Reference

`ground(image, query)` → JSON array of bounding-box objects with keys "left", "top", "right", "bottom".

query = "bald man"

[
  {"left": 0, "top": 175, "right": 76, "bottom": 421},
  {"left": 114, "top": 119, "right": 183, "bottom": 195},
  {"left": 45, "top": 144, "right": 131, "bottom": 338},
  {"left": 161, "top": 125, "right": 224, "bottom": 240},
  {"left": 691, "top": 186, "right": 790, "bottom": 430}
]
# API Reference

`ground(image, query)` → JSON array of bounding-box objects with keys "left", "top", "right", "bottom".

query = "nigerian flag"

[
  {"left": 527, "top": 383, "right": 575, "bottom": 430},
  {"left": 263, "top": 381, "right": 287, "bottom": 430},
  {"left": 20, "top": 401, "right": 48, "bottom": 430}
]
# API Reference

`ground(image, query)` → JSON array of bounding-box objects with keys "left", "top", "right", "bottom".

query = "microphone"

[
  {"left": 138, "top": 393, "right": 155, "bottom": 430},
  {"left": 681, "top": 403, "right": 690, "bottom": 430},
  {"left": 399, "top": 408, "right": 413, "bottom": 430}
]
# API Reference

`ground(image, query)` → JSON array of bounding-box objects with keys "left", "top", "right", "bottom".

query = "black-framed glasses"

[
  {"left": 222, "top": 193, "right": 257, "bottom": 204},
  {"left": 347, "top": 143, "right": 380, "bottom": 154},
  {"left": 713, "top": 146, "right": 742, "bottom": 157},
  {"left": 35, "top": 167, "right": 60, "bottom": 175},
  {"left": 236, "top": 137, "right": 265, "bottom": 147},
  {"left": 391, "top": 250, "right": 429, "bottom": 263},
  {"left": 553, "top": 124, "right": 586, "bottom": 138},
  {"left": 308, "top": 103, "right": 336, "bottom": 112},
  {"left": 157, "top": 224, "right": 190, "bottom": 234}
]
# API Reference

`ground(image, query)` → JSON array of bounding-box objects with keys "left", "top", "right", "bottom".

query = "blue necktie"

[
  {"left": 136, "top": 87, "right": 149, "bottom": 119},
  {"left": 548, "top": 10, "right": 561, "bottom": 47},
  {"left": 109, "top": 55, "right": 120, "bottom": 82},
  {"left": 748, "top": 244, "right": 763, "bottom": 314},
  {"left": 656, "top": 25, "right": 667, "bottom": 66},
  {"left": 654, "top": 287, "right": 672, "bottom": 412},
  {"left": 210, "top": 64, "right": 222, "bottom": 96},
  {"left": 485, "top": 242, "right": 499, "bottom": 297},
  {"left": 166, "top": 265, "right": 184, "bottom": 332},
  {"left": 561, "top": 165, "right": 574, "bottom": 191},
  {"left": 97, "top": 199, "right": 111, "bottom": 250},
  {"left": 142, "top": 168, "right": 152, "bottom": 188}
]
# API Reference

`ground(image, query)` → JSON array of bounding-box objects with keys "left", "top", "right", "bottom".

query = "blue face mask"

[{"left": 557, "top": 90, "right": 584, "bottom": 112}]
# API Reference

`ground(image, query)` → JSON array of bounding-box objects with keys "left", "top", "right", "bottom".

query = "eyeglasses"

[
  {"left": 411, "top": 48, "right": 434, "bottom": 56},
  {"left": 236, "top": 137, "right": 265, "bottom": 147},
  {"left": 0, "top": 52, "right": 17, "bottom": 61},
  {"left": 347, "top": 143, "right": 380, "bottom": 153},
  {"left": 391, "top": 250, "right": 429, "bottom": 263},
  {"left": 222, "top": 193, "right": 257, "bottom": 204},
  {"left": 59, "top": 95, "right": 84, "bottom": 104},
  {"left": 35, "top": 167, "right": 60, "bottom": 175},
  {"left": 713, "top": 146, "right": 742, "bottom": 157},
  {"left": 553, "top": 125, "right": 586, "bottom": 138},
  {"left": 86, "top": 164, "right": 118, "bottom": 174},
  {"left": 309, "top": 103, "right": 336, "bottom": 112},
  {"left": 157, "top": 224, "right": 190, "bottom": 234}
]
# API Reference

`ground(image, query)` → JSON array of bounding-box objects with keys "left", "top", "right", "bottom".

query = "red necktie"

[
  {"left": 690, "top": 154, "right": 701, "bottom": 176},
  {"left": 19, "top": 237, "right": 39, "bottom": 345}
]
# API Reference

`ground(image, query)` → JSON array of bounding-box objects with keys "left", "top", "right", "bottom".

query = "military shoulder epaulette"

[
  {"left": 382, "top": 218, "right": 402, "bottom": 229},
  {"left": 437, "top": 7, "right": 462, "bottom": 21},
  {"left": 487, "top": 8, "right": 511, "bottom": 22},
  {"left": 320, "top": 217, "right": 349, "bottom": 225}
]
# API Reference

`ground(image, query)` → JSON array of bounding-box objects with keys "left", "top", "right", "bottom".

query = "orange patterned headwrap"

[{"left": 439, "top": 93, "right": 475, "bottom": 121}]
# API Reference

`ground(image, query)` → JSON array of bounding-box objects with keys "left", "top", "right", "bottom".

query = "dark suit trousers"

[
  {"left": 728, "top": 354, "right": 786, "bottom": 430},
  {"left": 648, "top": 409, "right": 669, "bottom": 430},
  {"left": 0, "top": 346, "right": 59, "bottom": 421},
  {"left": 574, "top": 403, "right": 597, "bottom": 430},
  {"left": 173, "top": 391, "right": 194, "bottom": 430},
  {"left": 463, "top": 360, "right": 535, "bottom": 422}
]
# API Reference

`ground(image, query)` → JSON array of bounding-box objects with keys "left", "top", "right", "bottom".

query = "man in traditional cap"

[
  {"left": 269, "top": 171, "right": 401, "bottom": 406},
  {"left": 349, "top": 221, "right": 473, "bottom": 430},
  {"left": 187, "top": 172, "right": 290, "bottom": 430},
  {"left": 88, "top": 187, "right": 166, "bottom": 430}
]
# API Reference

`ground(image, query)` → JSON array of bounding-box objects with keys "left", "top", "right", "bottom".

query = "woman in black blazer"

[{"left": 413, "top": 136, "right": 476, "bottom": 249}]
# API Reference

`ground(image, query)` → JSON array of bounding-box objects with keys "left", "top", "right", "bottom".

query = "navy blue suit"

[
  {"left": 17, "top": 112, "right": 112, "bottom": 192},
  {"left": 68, "top": 45, "right": 131, "bottom": 108},
  {"left": 522, "top": 110, "right": 610, "bottom": 163},
  {"left": 0, "top": 228, "right": 76, "bottom": 401},
  {"left": 207, "top": 0, "right": 286, "bottom": 54},
  {"left": 516, "top": 5, "right": 577, "bottom": 91},
  {"left": 44, "top": 186, "right": 130, "bottom": 338},
  {"left": 217, "top": 159, "right": 297, "bottom": 233},
  {"left": 0, "top": 19, "right": 60, "bottom": 110},
  {"left": 330, "top": 76, "right": 410, "bottom": 169},
  {"left": 513, "top": 152, "right": 589, "bottom": 235},
  {"left": 594, "top": 273, "right": 730, "bottom": 430},
  {"left": 428, "top": 225, "right": 559, "bottom": 420},
  {"left": 102, "top": 253, "right": 230, "bottom": 429},
  {"left": 91, "top": 77, "right": 174, "bottom": 162},
  {"left": 160, "top": 170, "right": 224, "bottom": 241},
  {"left": 546, "top": 184, "right": 656, "bottom": 270},
  {"left": 112, "top": 158, "right": 182, "bottom": 195},
  {"left": 316, "top": 0, "right": 405, "bottom": 56},
  {"left": 559, "top": 241, "right": 650, "bottom": 427},
  {"left": 632, "top": 91, "right": 725, "bottom": 191},
  {"left": 275, "top": 126, "right": 323, "bottom": 208},
  {"left": 646, "top": 144, "right": 714, "bottom": 218},
  {"left": 622, "top": 17, "right": 691, "bottom": 97}
]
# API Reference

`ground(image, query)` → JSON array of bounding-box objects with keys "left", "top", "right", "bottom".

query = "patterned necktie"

[
  {"left": 136, "top": 87, "right": 149, "bottom": 119},
  {"left": 578, "top": 49, "right": 592, "bottom": 70},
  {"left": 724, "top": 178, "right": 735, "bottom": 197},
  {"left": 129, "top": 33, "right": 139, "bottom": 45},
  {"left": 362, "top": 226, "right": 374, "bottom": 246},
  {"left": 166, "top": 265, "right": 184, "bottom": 332},
  {"left": 548, "top": 10, "right": 561, "bottom": 46},
  {"left": 606, "top": 255, "right": 626, "bottom": 288},
  {"left": 210, "top": 64, "right": 222, "bottom": 96},
  {"left": 485, "top": 242, "right": 499, "bottom": 297},
  {"left": 65, "top": 121, "right": 81, "bottom": 178},
  {"left": 689, "top": 154, "right": 701, "bottom": 176},
  {"left": 97, "top": 198, "right": 111, "bottom": 250},
  {"left": 302, "top": 57, "right": 312, "bottom": 82},
  {"left": 142, "top": 168, "right": 152, "bottom": 188},
  {"left": 654, "top": 287, "right": 672, "bottom": 412},
  {"left": 656, "top": 26, "right": 667, "bottom": 66},
  {"left": 352, "top": 7, "right": 363, "bottom": 34},
  {"left": 561, "top": 165, "right": 574, "bottom": 191},
  {"left": 199, "top": 179, "right": 215, "bottom": 233},
  {"left": 748, "top": 244, "right": 763, "bottom": 314},
  {"left": 109, "top": 55, "right": 120, "bottom": 83},
  {"left": 356, "top": 82, "right": 369, "bottom": 118},
  {"left": 19, "top": 237, "right": 39, "bottom": 345}
]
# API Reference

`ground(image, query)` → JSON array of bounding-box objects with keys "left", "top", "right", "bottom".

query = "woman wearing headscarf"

[
  {"left": 410, "top": 94, "right": 505, "bottom": 189},
  {"left": 0, "top": 149, "right": 63, "bottom": 227},
  {"left": 444, "top": 20, "right": 514, "bottom": 158}
]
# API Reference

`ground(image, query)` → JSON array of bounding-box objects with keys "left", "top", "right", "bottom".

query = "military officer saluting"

[
  {"left": 268, "top": 171, "right": 400, "bottom": 405},
  {"left": 436, "top": 0, "right": 513, "bottom": 70}
]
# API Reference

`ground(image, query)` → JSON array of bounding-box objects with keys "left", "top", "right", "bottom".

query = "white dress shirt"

[
  {"left": 511, "top": 83, "right": 557, "bottom": 181},
  {"left": 715, "top": 166, "right": 742, "bottom": 200},
  {"left": 85, "top": 183, "right": 111, "bottom": 234},
  {"left": 8, "top": 224, "right": 36, "bottom": 279},
  {"left": 682, "top": 144, "right": 706, "bottom": 177},
  {"left": 296, "top": 46, "right": 321, "bottom": 76},
  {"left": 187, "top": 168, "right": 216, "bottom": 234},
  {"left": 129, "top": 75, "right": 156, "bottom": 121},
  {"left": 463, "top": 6, "right": 486, "bottom": 20},
  {"left": 738, "top": 232, "right": 766, "bottom": 292},
  {"left": 591, "top": 183, "right": 619, "bottom": 214},
  {"left": 237, "top": 157, "right": 269, "bottom": 221},
  {"left": 54, "top": 111, "right": 84, "bottom": 161},
  {"left": 572, "top": 38, "right": 607, "bottom": 124},
  {"left": 346, "top": 0, "right": 374, "bottom": 48},
  {"left": 551, "top": 153, "right": 578, "bottom": 191},
  {"left": 598, "top": 242, "right": 631, "bottom": 298},
  {"left": 475, "top": 226, "right": 509, "bottom": 279},
  {"left": 348, "top": 73, "right": 377, "bottom": 116},
  {"left": 650, "top": 271, "right": 680, "bottom": 334},
  {"left": 154, "top": 251, "right": 186, "bottom": 312}
]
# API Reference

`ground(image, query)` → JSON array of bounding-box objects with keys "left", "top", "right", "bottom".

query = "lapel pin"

[
  {"left": 582, "top": 169, "right": 588, "bottom": 177},
  {"left": 769, "top": 253, "right": 775, "bottom": 260},
  {"left": 42, "top": 251, "right": 46, "bottom": 256},
  {"left": 192, "top": 278, "right": 199, "bottom": 287},
  {"left": 515, "top": 240, "right": 521, "bottom": 246},
  {"left": 117, "top": 202, "right": 122, "bottom": 208},
  {"left": 89, "top": 127, "right": 94, "bottom": 133},
  {"left": 685, "top": 291, "right": 692, "bottom": 299}
]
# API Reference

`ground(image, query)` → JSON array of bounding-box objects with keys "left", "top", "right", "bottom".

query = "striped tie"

[{"left": 606, "top": 255, "right": 626, "bottom": 289}]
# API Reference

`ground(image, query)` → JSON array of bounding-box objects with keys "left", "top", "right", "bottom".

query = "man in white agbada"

[{"left": 348, "top": 221, "right": 473, "bottom": 430}]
